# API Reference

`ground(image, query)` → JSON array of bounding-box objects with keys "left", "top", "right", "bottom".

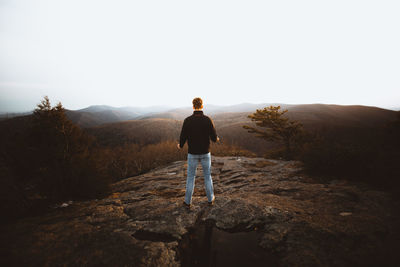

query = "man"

[{"left": 177, "top": 97, "right": 219, "bottom": 207}]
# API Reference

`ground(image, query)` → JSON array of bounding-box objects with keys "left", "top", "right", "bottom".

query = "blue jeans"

[{"left": 184, "top": 152, "right": 214, "bottom": 204}]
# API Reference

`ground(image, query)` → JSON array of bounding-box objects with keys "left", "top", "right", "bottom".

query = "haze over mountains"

[
  {"left": 53, "top": 103, "right": 398, "bottom": 128},
  {"left": 2, "top": 103, "right": 397, "bottom": 154},
  {"left": 1, "top": 103, "right": 398, "bottom": 126},
  {"left": 64, "top": 103, "right": 284, "bottom": 127},
  {"left": 1, "top": 102, "right": 397, "bottom": 154},
  {"left": 67, "top": 103, "right": 397, "bottom": 155}
]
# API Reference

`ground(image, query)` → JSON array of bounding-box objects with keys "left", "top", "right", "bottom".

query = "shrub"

[
  {"left": 210, "top": 141, "right": 256, "bottom": 157},
  {"left": 94, "top": 140, "right": 188, "bottom": 181},
  {"left": 92, "top": 139, "right": 256, "bottom": 182},
  {"left": 299, "top": 123, "right": 400, "bottom": 191}
]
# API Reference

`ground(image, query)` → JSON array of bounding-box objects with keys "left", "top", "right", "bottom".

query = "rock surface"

[{"left": 2, "top": 156, "right": 400, "bottom": 266}]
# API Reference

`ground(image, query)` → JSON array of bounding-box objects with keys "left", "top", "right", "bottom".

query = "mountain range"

[
  {"left": 1, "top": 103, "right": 398, "bottom": 155},
  {"left": 2, "top": 103, "right": 398, "bottom": 127},
  {"left": 76, "top": 103, "right": 398, "bottom": 155},
  {"left": 64, "top": 103, "right": 397, "bottom": 128}
]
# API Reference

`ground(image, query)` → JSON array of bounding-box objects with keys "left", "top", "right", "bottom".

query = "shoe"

[
  {"left": 183, "top": 201, "right": 191, "bottom": 208},
  {"left": 208, "top": 195, "right": 215, "bottom": 206}
]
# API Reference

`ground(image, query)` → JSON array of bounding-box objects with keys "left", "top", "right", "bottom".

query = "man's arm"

[
  {"left": 179, "top": 119, "right": 188, "bottom": 148},
  {"left": 209, "top": 118, "right": 218, "bottom": 142}
]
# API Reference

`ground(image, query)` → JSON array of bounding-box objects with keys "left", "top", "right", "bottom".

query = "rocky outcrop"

[{"left": 2, "top": 156, "right": 399, "bottom": 266}]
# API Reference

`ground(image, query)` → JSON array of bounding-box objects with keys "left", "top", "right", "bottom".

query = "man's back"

[
  {"left": 178, "top": 97, "right": 217, "bottom": 207},
  {"left": 179, "top": 110, "right": 218, "bottom": 155}
]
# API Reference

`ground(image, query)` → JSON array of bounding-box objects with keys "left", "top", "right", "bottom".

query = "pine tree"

[
  {"left": 31, "top": 96, "right": 108, "bottom": 200},
  {"left": 33, "top": 96, "right": 75, "bottom": 162},
  {"left": 243, "top": 105, "right": 303, "bottom": 158}
]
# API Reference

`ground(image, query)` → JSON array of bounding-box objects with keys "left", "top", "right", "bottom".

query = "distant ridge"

[
  {"left": 65, "top": 105, "right": 173, "bottom": 127},
  {"left": 133, "top": 103, "right": 396, "bottom": 122},
  {"left": 65, "top": 103, "right": 398, "bottom": 128},
  {"left": 1, "top": 103, "right": 398, "bottom": 156},
  {"left": 0, "top": 112, "right": 32, "bottom": 120},
  {"left": 82, "top": 104, "right": 398, "bottom": 155},
  {"left": 1, "top": 103, "right": 398, "bottom": 128},
  {"left": 77, "top": 105, "right": 172, "bottom": 114}
]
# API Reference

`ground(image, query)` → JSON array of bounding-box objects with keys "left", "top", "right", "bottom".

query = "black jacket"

[{"left": 179, "top": 110, "right": 218, "bottom": 154}]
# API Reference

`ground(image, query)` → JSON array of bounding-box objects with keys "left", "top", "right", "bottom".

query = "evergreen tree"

[
  {"left": 30, "top": 96, "right": 109, "bottom": 200},
  {"left": 243, "top": 105, "right": 303, "bottom": 158}
]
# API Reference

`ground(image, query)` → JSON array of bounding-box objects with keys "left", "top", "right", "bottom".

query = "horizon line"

[{"left": 1, "top": 102, "right": 399, "bottom": 115}]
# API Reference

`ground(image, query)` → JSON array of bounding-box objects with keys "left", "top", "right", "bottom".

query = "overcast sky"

[{"left": 1, "top": 0, "right": 399, "bottom": 112}]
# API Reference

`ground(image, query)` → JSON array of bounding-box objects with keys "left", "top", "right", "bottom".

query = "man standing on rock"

[{"left": 177, "top": 97, "right": 219, "bottom": 207}]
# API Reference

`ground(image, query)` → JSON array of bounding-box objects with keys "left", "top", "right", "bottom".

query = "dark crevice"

[
  {"left": 177, "top": 218, "right": 279, "bottom": 267},
  {"left": 121, "top": 197, "right": 147, "bottom": 205},
  {"left": 262, "top": 188, "right": 301, "bottom": 196},
  {"left": 224, "top": 179, "right": 245, "bottom": 185},
  {"left": 132, "top": 229, "right": 177, "bottom": 243},
  {"left": 215, "top": 221, "right": 266, "bottom": 233}
]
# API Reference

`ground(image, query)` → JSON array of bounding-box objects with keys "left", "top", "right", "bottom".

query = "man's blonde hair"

[{"left": 192, "top": 97, "right": 203, "bottom": 109}]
